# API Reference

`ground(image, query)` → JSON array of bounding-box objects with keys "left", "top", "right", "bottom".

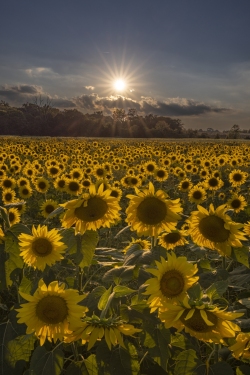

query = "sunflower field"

[{"left": 1, "top": 137, "right": 250, "bottom": 375}]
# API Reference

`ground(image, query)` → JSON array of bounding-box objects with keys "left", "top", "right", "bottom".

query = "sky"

[{"left": 1, "top": 0, "right": 250, "bottom": 130}]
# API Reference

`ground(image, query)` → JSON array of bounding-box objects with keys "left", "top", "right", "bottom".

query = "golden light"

[{"left": 114, "top": 79, "right": 126, "bottom": 91}]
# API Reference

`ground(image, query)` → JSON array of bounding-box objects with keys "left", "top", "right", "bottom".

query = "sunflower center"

[
  {"left": 137, "top": 197, "right": 167, "bottom": 225},
  {"left": 157, "top": 170, "right": 166, "bottom": 178},
  {"left": 3, "top": 180, "right": 12, "bottom": 188},
  {"left": 9, "top": 212, "right": 15, "bottom": 222},
  {"left": 208, "top": 178, "right": 218, "bottom": 187},
  {"left": 233, "top": 173, "right": 243, "bottom": 182},
  {"left": 192, "top": 190, "right": 202, "bottom": 200},
  {"left": 5, "top": 193, "right": 12, "bottom": 201},
  {"left": 36, "top": 295, "right": 68, "bottom": 324},
  {"left": 160, "top": 270, "right": 184, "bottom": 298},
  {"left": 45, "top": 204, "right": 55, "bottom": 214},
  {"left": 164, "top": 232, "right": 181, "bottom": 244},
  {"left": 68, "top": 181, "right": 80, "bottom": 192},
  {"left": 180, "top": 309, "right": 217, "bottom": 332},
  {"left": 182, "top": 181, "right": 190, "bottom": 189},
  {"left": 199, "top": 215, "right": 230, "bottom": 242},
  {"left": 231, "top": 199, "right": 241, "bottom": 209},
  {"left": 38, "top": 181, "right": 47, "bottom": 189},
  {"left": 74, "top": 197, "right": 108, "bottom": 222},
  {"left": 32, "top": 238, "right": 53, "bottom": 256}
]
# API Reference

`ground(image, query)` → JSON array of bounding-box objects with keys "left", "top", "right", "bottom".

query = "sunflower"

[
  {"left": 154, "top": 168, "right": 168, "bottom": 182},
  {"left": 226, "top": 194, "right": 247, "bottom": 213},
  {"left": 47, "top": 165, "right": 61, "bottom": 178},
  {"left": 70, "top": 168, "right": 84, "bottom": 180},
  {"left": 60, "top": 184, "right": 121, "bottom": 235},
  {"left": 40, "top": 199, "right": 58, "bottom": 219},
  {"left": 188, "top": 204, "right": 246, "bottom": 256},
  {"left": 18, "top": 224, "right": 67, "bottom": 270},
  {"left": 159, "top": 296, "right": 243, "bottom": 343},
  {"left": 8, "top": 207, "right": 21, "bottom": 226},
  {"left": 34, "top": 177, "right": 50, "bottom": 193},
  {"left": 178, "top": 179, "right": 193, "bottom": 192},
  {"left": 65, "top": 315, "right": 141, "bottom": 350},
  {"left": 1, "top": 177, "right": 16, "bottom": 190},
  {"left": 16, "top": 279, "right": 88, "bottom": 346},
  {"left": 109, "top": 187, "right": 123, "bottom": 201},
  {"left": 144, "top": 253, "right": 198, "bottom": 311},
  {"left": 204, "top": 177, "right": 224, "bottom": 191},
  {"left": 126, "top": 182, "right": 182, "bottom": 237},
  {"left": 2, "top": 188, "right": 16, "bottom": 204},
  {"left": 229, "top": 169, "right": 248, "bottom": 187},
  {"left": 188, "top": 185, "right": 207, "bottom": 204},
  {"left": 0, "top": 227, "right": 5, "bottom": 243},
  {"left": 123, "top": 237, "right": 151, "bottom": 253},
  {"left": 53, "top": 175, "right": 67, "bottom": 192},
  {"left": 158, "top": 230, "right": 188, "bottom": 250},
  {"left": 18, "top": 185, "right": 33, "bottom": 199},
  {"left": 17, "top": 177, "right": 30, "bottom": 187},
  {"left": 229, "top": 332, "right": 250, "bottom": 359},
  {"left": 65, "top": 178, "right": 83, "bottom": 196},
  {"left": 144, "top": 161, "right": 157, "bottom": 175}
]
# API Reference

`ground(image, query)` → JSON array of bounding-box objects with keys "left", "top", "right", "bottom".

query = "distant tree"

[
  {"left": 112, "top": 108, "right": 126, "bottom": 122},
  {"left": 228, "top": 124, "right": 240, "bottom": 139}
]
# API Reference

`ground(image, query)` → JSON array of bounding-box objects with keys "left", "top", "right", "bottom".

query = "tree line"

[{"left": 0, "top": 99, "right": 199, "bottom": 138}]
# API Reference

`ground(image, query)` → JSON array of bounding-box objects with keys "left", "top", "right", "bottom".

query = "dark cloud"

[
  {"left": 140, "top": 98, "right": 229, "bottom": 116},
  {"left": 0, "top": 84, "right": 230, "bottom": 117},
  {"left": 0, "top": 84, "right": 46, "bottom": 105}
]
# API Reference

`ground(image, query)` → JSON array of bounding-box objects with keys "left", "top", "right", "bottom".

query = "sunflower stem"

[
  {"left": 214, "top": 343, "right": 220, "bottom": 363},
  {"left": 222, "top": 256, "right": 226, "bottom": 269},
  {"left": 71, "top": 342, "right": 79, "bottom": 361},
  {"left": 151, "top": 236, "right": 154, "bottom": 250}
]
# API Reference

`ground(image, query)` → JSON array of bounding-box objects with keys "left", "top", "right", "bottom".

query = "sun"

[{"left": 114, "top": 79, "right": 126, "bottom": 91}]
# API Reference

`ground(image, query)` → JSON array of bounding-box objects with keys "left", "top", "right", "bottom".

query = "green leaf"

[
  {"left": 19, "top": 276, "right": 33, "bottom": 295},
  {"left": 187, "top": 283, "right": 203, "bottom": 301},
  {"left": 84, "top": 354, "right": 98, "bottom": 374},
  {"left": 231, "top": 247, "right": 249, "bottom": 268},
  {"left": 237, "top": 365, "right": 250, "bottom": 375},
  {"left": 98, "top": 286, "right": 112, "bottom": 310},
  {"left": 61, "top": 228, "right": 77, "bottom": 253},
  {"left": 199, "top": 259, "right": 212, "bottom": 271},
  {"left": 174, "top": 349, "right": 198, "bottom": 375},
  {"left": 44, "top": 205, "right": 64, "bottom": 221},
  {"left": 29, "top": 346, "right": 64, "bottom": 375},
  {"left": 8, "top": 223, "right": 31, "bottom": 237},
  {"left": 113, "top": 285, "right": 136, "bottom": 298},
  {"left": 0, "top": 243, "right": 7, "bottom": 290},
  {"left": 78, "top": 230, "right": 99, "bottom": 268},
  {"left": 110, "top": 341, "right": 140, "bottom": 375},
  {"left": 5, "top": 231, "right": 24, "bottom": 286},
  {"left": 208, "top": 361, "right": 234, "bottom": 375},
  {"left": 6, "top": 334, "right": 37, "bottom": 368},
  {"left": 206, "top": 280, "right": 228, "bottom": 301}
]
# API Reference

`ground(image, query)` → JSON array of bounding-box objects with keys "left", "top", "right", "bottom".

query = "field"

[{"left": 1, "top": 136, "right": 250, "bottom": 375}]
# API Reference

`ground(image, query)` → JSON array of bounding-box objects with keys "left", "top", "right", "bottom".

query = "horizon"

[{"left": 1, "top": 0, "right": 250, "bottom": 131}]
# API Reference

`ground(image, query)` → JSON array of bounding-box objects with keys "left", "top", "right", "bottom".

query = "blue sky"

[{"left": 1, "top": 0, "right": 250, "bottom": 130}]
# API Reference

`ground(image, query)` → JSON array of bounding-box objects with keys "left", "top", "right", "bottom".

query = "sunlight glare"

[{"left": 114, "top": 79, "right": 126, "bottom": 91}]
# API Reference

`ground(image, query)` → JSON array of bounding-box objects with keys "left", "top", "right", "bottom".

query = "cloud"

[
  {"left": 0, "top": 84, "right": 47, "bottom": 105},
  {"left": 0, "top": 83, "right": 230, "bottom": 117},
  {"left": 139, "top": 97, "right": 229, "bottom": 116},
  {"left": 85, "top": 86, "right": 95, "bottom": 90}
]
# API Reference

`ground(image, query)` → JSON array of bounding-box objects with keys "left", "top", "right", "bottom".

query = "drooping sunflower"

[
  {"left": 226, "top": 194, "right": 247, "bottom": 213},
  {"left": 123, "top": 237, "right": 151, "bottom": 253},
  {"left": 40, "top": 199, "right": 58, "bottom": 219},
  {"left": 159, "top": 296, "right": 243, "bottom": 343},
  {"left": 65, "top": 315, "right": 141, "bottom": 350},
  {"left": 158, "top": 230, "right": 188, "bottom": 250},
  {"left": 144, "top": 254, "right": 198, "bottom": 312},
  {"left": 229, "top": 332, "right": 250, "bottom": 360},
  {"left": 18, "top": 225, "right": 67, "bottom": 270},
  {"left": 188, "top": 204, "right": 246, "bottom": 256},
  {"left": 60, "top": 184, "right": 121, "bottom": 235},
  {"left": 8, "top": 207, "right": 21, "bottom": 226},
  {"left": 126, "top": 182, "right": 182, "bottom": 237},
  {"left": 16, "top": 279, "right": 88, "bottom": 346}
]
